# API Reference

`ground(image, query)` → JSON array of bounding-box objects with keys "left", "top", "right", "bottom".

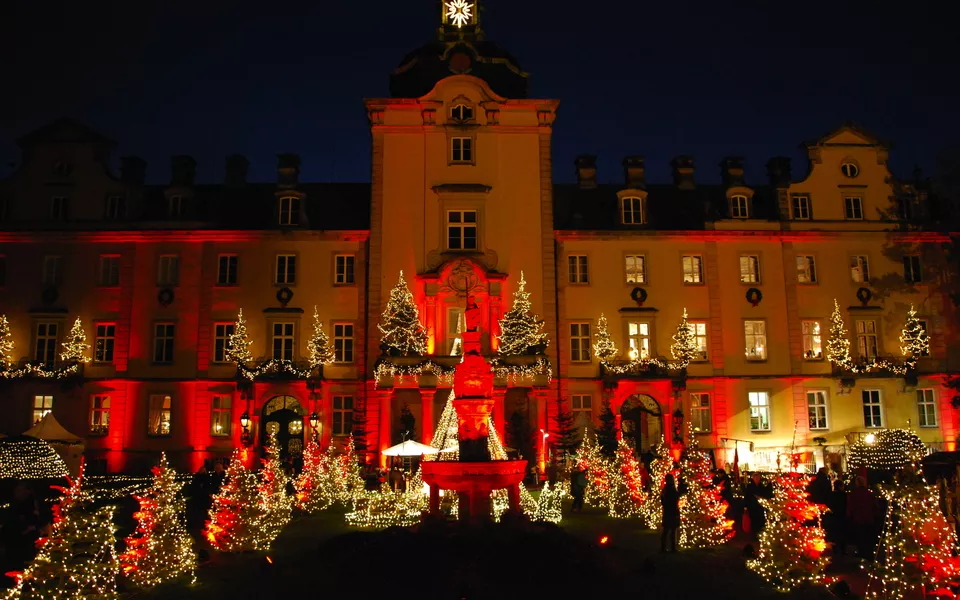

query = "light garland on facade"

[
  {"left": 680, "top": 423, "right": 734, "bottom": 548},
  {"left": 307, "top": 305, "right": 336, "bottom": 369},
  {"left": 489, "top": 356, "right": 553, "bottom": 384},
  {"left": 0, "top": 436, "right": 69, "bottom": 479},
  {"left": 0, "top": 314, "right": 87, "bottom": 379},
  {"left": 238, "top": 358, "right": 313, "bottom": 381},
  {"left": 497, "top": 271, "right": 549, "bottom": 357},
  {"left": 598, "top": 310, "right": 698, "bottom": 375},
  {"left": 373, "top": 358, "right": 455, "bottom": 388},
  {"left": 848, "top": 429, "right": 926, "bottom": 471},
  {"left": 827, "top": 299, "right": 928, "bottom": 376},
  {"left": 378, "top": 270, "right": 428, "bottom": 357},
  {"left": 205, "top": 450, "right": 273, "bottom": 552}
]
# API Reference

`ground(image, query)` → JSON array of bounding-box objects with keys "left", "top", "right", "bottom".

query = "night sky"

[{"left": 3, "top": 0, "right": 956, "bottom": 186}]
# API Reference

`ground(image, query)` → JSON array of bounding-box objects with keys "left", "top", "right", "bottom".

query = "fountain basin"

[{"left": 421, "top": 459, "right": 527, "bottom": 522}]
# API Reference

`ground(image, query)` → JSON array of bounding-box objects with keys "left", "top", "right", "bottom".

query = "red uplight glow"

[{"left": 599, "top": 536, "right": 609, "bottom": 545}]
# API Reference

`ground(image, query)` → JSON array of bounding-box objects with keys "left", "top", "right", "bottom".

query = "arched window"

[
  {"left": 730, "top": 195, "right": 749, "bottom": 218},
  {"left": 279, "top": 196, "right": 300, "bottom": 226},
  {"left": 621, "top": 196, "right": 646, "bottom": 225},
  {"left": 450, "top": 104, "right": 474, "bottom": 123}
]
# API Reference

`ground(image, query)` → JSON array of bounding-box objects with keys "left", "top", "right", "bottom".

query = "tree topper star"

[{"left": 445, "top": 0, "right": 473, "bottom": 28}]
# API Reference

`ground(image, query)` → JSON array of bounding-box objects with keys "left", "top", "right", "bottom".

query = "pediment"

[{"left": 810, "top": 124, "right": 885, "bottom": 148}]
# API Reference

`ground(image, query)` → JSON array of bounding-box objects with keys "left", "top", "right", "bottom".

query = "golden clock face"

[{"left": 445, "top": 0, "right": 474, "bottom": 28}]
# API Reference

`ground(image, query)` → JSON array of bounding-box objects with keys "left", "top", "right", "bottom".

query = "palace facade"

[{"left": 1, "top": 2, "right": 956, "bottom": 474}]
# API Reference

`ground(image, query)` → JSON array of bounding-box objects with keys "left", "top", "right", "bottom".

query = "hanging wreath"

[
  {"left": 41, "top": 286, "right": 59, "bottom": 305},
  {"left": 157, "top": 288, "right": 175, "bottom": 307},
  {"left": 276, "top": 287, "right": 294, "bottom": 307},
  {"left": 746, "top": 287, "right": 763, "bottom": 307},
  {"left": 856, "top": 287, "right": 872, "bottom": 306},
  {"left": 630, "top": 287, "right": 648, "bottom": 307}
]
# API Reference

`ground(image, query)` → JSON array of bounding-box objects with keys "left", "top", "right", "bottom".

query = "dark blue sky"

[{"left": 3, "top": 0, "right": 956, "bottom": 185}]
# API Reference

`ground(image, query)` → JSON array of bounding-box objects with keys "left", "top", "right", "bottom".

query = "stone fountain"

[{"left": 420, "top": 331, "right": 527, "bottom": 523}]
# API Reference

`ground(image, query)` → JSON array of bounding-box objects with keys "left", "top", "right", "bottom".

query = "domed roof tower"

[{"left": 390, "top": 0, "right": 529, "bottom": 99}]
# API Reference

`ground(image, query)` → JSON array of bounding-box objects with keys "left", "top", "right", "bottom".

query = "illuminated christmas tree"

[
  {"left": 497, "top": 271, "right": 548, "bottom": 356},
  {"left": 295, "top": 438, "right": 333, "bottom": 513},
  {"left": 680, "top": 425, "right": 734, "bottom": 548},
  {"left": 335, "top": 434, "right": 366, "bottom": 504},
  {"left": 670, "top": 308, "right": 698, "bottom": 369},
  {"left": 120, "top": 453, "right": 196, "bottom": 588},
  {"left": 259, "top": 433, "right": 293, "bottom": 543},
  {"left": 430, "top": 390, "right": 460, "bottom": 460},
  {"left": 0, "top": 314, "right": 15, "bottom": 367},
  {"left": 595, "top": 398, "right": 618, "bottom": 458},
  {"left": 378, "top": 270, "right": 427, "bottom": 356},
  {"left": 899, "top": 305, "right": 930, "bottom": 368},
  {"left": 4, "top": 466, "right": 120, "bottom": 600},
  {"left": 488, "top": 416, "right": 508, "bottom": 460},
  {"left": 826, "top": 299, "right": 853, "bottom": 370},
  {"left": 552, "top": 398, "right": 579, "bottom": 460},
  {"left": 607, "top": 439, "right": 646, "bottom": 519},
  {"left": 576, "top": 429, "right": 610, "bottom": 507},
  {"left": 59, "top": 317, "right": 91, "bottom": 363},
  {"left": 747, "top": 472, "right": 829, "bottom": 592},
  {"left": 307, "top": 306, "right": 335, "bottom": 370},
  {"left": 642, "top": 437, "right": 675, "bottom": 528},
  {"left": 532, "top": 482, "right": 564, "bottom": 524},
  {"left": 866, "top": 477, "right": 960, "bottom": 600},
  {"left": 225, "top": 309, "right": 253, "bottom": 366},
  {"left": 205, "top": 451, "right": 269, "bottom": 552},
  {"left": 592, "top": 313, "right": 618, "bottom": 362}
]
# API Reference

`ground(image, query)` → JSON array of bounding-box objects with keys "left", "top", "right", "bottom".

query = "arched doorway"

[
  {"left": 261, "top": 395, "right": 304, "bottom": 459},
  {"left": 620, "top": 394, "right": 663, "bottom": 456}
]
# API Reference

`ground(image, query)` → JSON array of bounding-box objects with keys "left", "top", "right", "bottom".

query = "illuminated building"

[{"left": 0, "top": 0, "right": 956, "bottom": 473}]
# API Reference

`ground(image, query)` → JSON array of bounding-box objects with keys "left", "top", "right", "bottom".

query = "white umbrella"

[{"left": 381, "top": 440, "right": 441, "bottom": 457}]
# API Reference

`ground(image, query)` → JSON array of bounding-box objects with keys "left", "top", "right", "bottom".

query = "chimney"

[
  {"left": 622, "top": 156, "right": 646, "bottom": 189},
  {"left": 170, "top": 155, "right": 196, "bottom": 187},
  {"left": 277, "top": 154, "right": 300, "bottom": 189},
  {"left": 225, "top": 154, "right": 249, "bottom": 187},
  {"left": 670, "top": 156, "right": 695, "bottom": 190},
  {"left": 574, "top": 155, "right": 597, "bottom": 189},
  {"left": 720, "top": 156, "right": 746, "bottom": 187},
  {"left": 120, "top": 156, "right": 146, "bottom": 185},
  {"left": 766, "top": 157, "right": 792, "bottom": 188}
]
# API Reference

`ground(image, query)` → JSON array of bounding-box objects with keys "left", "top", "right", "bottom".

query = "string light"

[
  {"left": 827, "top": 299, "right": 927, "bottom": 375},
  {"left": 294, "top": 438, "right": 333, "bottom": 513},
  {"left": 848, "top": 429, "right": 926, "bottom": 470},
  {"left": 258, "top": 433, "right": 293, "bottom": 542},
  {"left": 606, "top": 439, "right": 646, "bottom": 520},
  {"left": 898, "top": 304, "right": 930, "bottom": 366},
  {"left": 205, "top": 450, "right": 274, "bottom": 552},
  {"left": 0, "top": 315, "right": 87, "bottom": 379},
  {"left": 374, "top": 359, "right": 455, "bottom": 388},
  {"left": 59, "top": 317, "right": 91, "bottom": 363},
  {"left": 488, "top": 356, "right": 553, "bottom": 384},
  {"left": 592, "top": 313, "right": 618, "bottom": 362},
  {"left": 0, "top": 436, "right": 69, "bottom": 479},
  {"left": 680, "top": 422, "right": 734, "bottom": 548},
  {"left": 575, "top": 428, "right": 611, "bottom": 508},
  {"left": 0, "top": 314, "right": 14, "bottom": 366},
  {"left": 531, "top": 482, "right": 564, "bottom": 524},
  {"left": 641, "top": 437, "right": 674, "bottom": 528},
  {"left": 378, "top": 270, "right": 428, "bottom": 357},
  {"left": 307, "top": 305, "right": 336, "bottom": 369},
  {"left": 599, "top": 309, "right": 698, "bottom": 374},
  {"left": 224, "top": 309, "right": 254, "bottom": 367},
  {"left": 497, "top": 271, "right": 549, "bottom": 356}
]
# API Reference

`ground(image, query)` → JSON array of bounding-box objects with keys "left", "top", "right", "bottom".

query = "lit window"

[
  {"left": 572, "top": 395, "right": 593, "bottom": 430},
  {"left": 157, "top": 255, "right": 180, "bottom": 286},
  {"left": 568, "top": 255, "right": 589, "bottom": 284},
  {"left": 841, "top": 162, "right": 859, "bottom": 178},
  {"left": 796, "top": 256, "right": 817, "bottom": 284},
  {"left": 625, "top": 255, "right": 646, "bottom": 284},
  {"left": 272, "top": 322, "right": 295, "bottom": 361},
  {"left": 801, "top": 320, "right": 822, "bottom": 360},
  {"left": 32, "top": 395, "right": 53, "bottom": 424},
  {"left": 451, "top": 137, "right": 473, "bottom": 163},
  {"left": 748, "top": 391, "right": 770, "bottom": 432},
  {"left": 217, "top": 255, "right": 238, "bottom": 286},
  {"left": 211, "top": 396, "right": 232, "bottom": 437},
  {"left": 690, "top": 393, "right": 711, "bottom": 432},
  {"left": 850, "top": 255, "right": 870, "bottom": 282},
  {"left": 275, "top": 254, "right": 296, "bottom": 285},
  {"left": 688, "top": 322, "right": 708, "bottom": 361},
  {"left": 279, "top": 196, "right": 300, "bottom": 226},
  {"left": 730, "top": 195, "right": 749, "bottom": 218},
  {"left": 333, "top": 396, "right": 354, "bottom": 436},
  {"left": 862, "top": 390, "right": 882, "bottom": 428},
  {"left": 447, "top": 210, "right": 478, "bottom": 250},
  {"left": 844, "top": 196, "right": 863, "bottom": 220},
  {"left": 148, "top": 394, "right": 172, "bottom": 436},
  {"left": 569, "top": 323, "right": 591, "bottom": 362},
  {"left": 682, "top": 255, "right": 703, "bottom": 284},
  {"left": 450, "top": 104, "right": 474, "bottom": 122},
  {"left": 90, "top": 396, "right": 110, "bottom": 435},
  {"left": 105, "top": 196, "right": 125, "bottom": 220},
  {"left": 739, "top": 255, "right": 760, "bottom": 283},
  {"left": 153, "top": 323, "right": 175, "bottom": 363},
  {"left": 168, "top": 195, "right": 183, "bottom": 218},
  {"left": 917, "top": 389, "right": 937, "bottom": 428},
  {"left": 621, "top": 197, "right": 646, "bottom": 225},
  {"left": 51, "top": 196, "right": 69, "bottom": 221},
  {"left": 335, "top": 255, "right": 355, "bottom": 285},
  {"left": 807, "top": 391, "right": 828, "bottom": 430},
  {"left": 334, "top": 323, "right": 354, "bottom": 363},
  {"left": 42, "top": 255, "right": 63, "bottom": 287},
  {"left": 35, "top": 323, "right": 59, "bottom": 364},
  {"left": 94, "top": 324, "right": 115, "bottom": 363},
  {"left": 213, "top": 323, "right": 235, "bottom": 363},
  {"left": 627, "top": 322, "right": 651, "bottom": 359},
  {"left": 856, "top": 320, "right": 878, "bottom": 359},
  {"left": 744, "top": 320, "right": 767, "bottom": 361},
  {"left": 792, "top": 195, "right": 810, "bottom": 220},
  {"left": 903, "top": 255, "right": 922, "bottom": 283}
]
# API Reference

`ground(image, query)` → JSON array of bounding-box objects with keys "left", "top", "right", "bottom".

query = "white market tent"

[
  {"left": 24, "top": 413, "right": 84, "bottom": 476},
  {"left": 381, "top": 440, "right": 440, "bottom": 457}
]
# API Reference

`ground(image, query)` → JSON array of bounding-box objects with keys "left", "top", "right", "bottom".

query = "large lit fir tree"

[
  {"left": 120, "top": 453, "right": 196, "bottom": 588},
  {"left": 259, "top": 433, "right": 293, "bottom": 542},
  {"left": 59, "top": 317, "right": 91, "bottom": 363},
  {"left": 671, "top": 308, "right": 698, "bottom": 369},
  {"left": 4, "top": 466, "right": 120, "bottom": 600},
  {"left": 899, "top": 304, "right": 930, "bottom": 369},
  {"left": 642, "top": 437, "right": 675, "bottom": 528},
  {"left": 592, "top": 313, "right": 618, "bottom": 362},
  {"left": 747, "top": 472, "right": 829, "bottom": 592},
  {"left": 532, "top": 482, "right": 564, "bottom": 524},
  {"left": 826, "top": 299, "right": 853, "bottom": 370},
  {"left": 225, "top": 309, "right": 254, "bottom": 366},
  {"left": 378, "top": 271, "right": 427, "bottom": 356},
  {"left": 680, "top": 423, "right": 734, "bottom": 548},
  {"left": 576, "top": 429, "right": 611, "bottom": 507},
  {"left": 307, "top": 306, "right": 335, "bottom": 370},
  {"left": 295, "top": 438, "right": 333, "bottom": 513},
  {"left": 335, "top": 434, "right": 366, "bottom": 504},
  {"left": 430, "top": 390, "right": 460, "bottom": 459},
  {"left": 497, "top": 271, "right": 548, "bottom": 356},
  {"left": 0, "top": 314, "right": 15, "bottom": 367},
  {"left": 551, "top": 398, "right": 579, "bottom": 460},
  {"left": 607, "top": 439, "right": 646, "bottom": 519},
  {"left": 205, "top": 451, "right": 270, "bottom": 552},
  {"left": 595, "top": 398, "right": 618, "bottom": 458}
]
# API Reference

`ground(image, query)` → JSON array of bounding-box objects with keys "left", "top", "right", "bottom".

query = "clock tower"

[{"left": 440, "top": 0, "right": 481, "bottom": 41}]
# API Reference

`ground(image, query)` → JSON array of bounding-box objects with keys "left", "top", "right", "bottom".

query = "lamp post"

[
  {"left": 240, "top": 411, "right": 252, "bottom": 447},
  {"left": 539, "top": 428, "right": 550, "bottom": 480},
  {"left": 309, "top": 412, "right": 320, "bottom": 443}
]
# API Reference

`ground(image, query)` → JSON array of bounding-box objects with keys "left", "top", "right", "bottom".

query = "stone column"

[
  {"left": 507, "top": 483, "right": 521, "bottom": 513},
  {"left": 493, "top": 389, "right": 506, "bottom": 441},
  {"left": 421, "top": 388, "right": 435, "bottom": 444}
]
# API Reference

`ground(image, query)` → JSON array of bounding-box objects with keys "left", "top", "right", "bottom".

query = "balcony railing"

[
  {"left": 373, "top": 353, "right": 552, "bottom": 389},
  {"left": 238, "top": 357, "right": 315, "bottom": 381},
  {"left": 599, "top": 357, "right": 683, "bottom": 381}
]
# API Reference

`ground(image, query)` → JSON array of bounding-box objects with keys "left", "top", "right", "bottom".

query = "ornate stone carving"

[
  {"left": 426, "top": 249, "right": 445, "bottom": 271},
  {"left": 485, "top": 108, "right": 500, "bottom": 125},
  {"left": 367, "top": 109, "right": 384, "bottom": 126},
  {"left": 422, "top": 109, "right": 436, "bottom": 125},
  {"left": 439, "top": 258, "right": 487, "bottom": 296},
  {"left": 479, "top": 249, "right": 499, "bottom": 270}
]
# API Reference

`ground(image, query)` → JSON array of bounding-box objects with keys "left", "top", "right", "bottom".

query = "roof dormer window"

[
  {"left": 52, "top": 161, "right": 72, "bottom": 178},
  {"left": 105, "top": 195, "right": 125, "bottom": 220},
  {"left": 840, "top": 161, "right": 860, "bottom": 178},
  {"left": 730, "top": 195, "right": 750, "bottom": 218},
  {"left": 168, "top": 195, "right": 183, "bottom": 219},
  {"left": 621, "top": 197, "right": 646, "bottom": 225},
  {"left": 450, "top": 104, "right": 474, "bottom": 123},
  {"left": 279, "top": 196, "right": 300, "bottom": 226}
]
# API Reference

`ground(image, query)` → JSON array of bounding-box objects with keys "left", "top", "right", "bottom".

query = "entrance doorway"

[
  {"left": 620, "top": 394, "right": 663, "bottom": 456},
  {"left": 261, "top": 395, "right": 305, "bottom": 459}
]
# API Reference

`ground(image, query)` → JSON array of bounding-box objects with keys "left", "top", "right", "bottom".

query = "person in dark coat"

[
  {"left": 1, "top": 483, "right": 43, "bottom": 570},
  {"left": 661, "top": 473, "right": 683, "bottom": 553},
  {"left": 744, "top": 473, "right": 772, "bottom": 538},
  {"left": 847, "top": 476, "right": 880, "bottom": 560},
  {"left": 808, "top": 468, "right": 833, "bottom": 506},
  {"left": 570, "top": 464, "right": 588, "bottom": 513}
]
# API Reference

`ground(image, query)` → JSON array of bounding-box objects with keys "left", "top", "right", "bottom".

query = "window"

[
  {"left": 903, "top": 255, "right": 922, "bottom": 283},
  {"left": 335, "top": 255, "right": 355, "bottom": 285},
  {"left": 739, "top": 255, "right": 760, "bottom": 283},
  {"left": 627, "top": 322, "right": 651, "bottom": 359},
  {"left": 844, "top": 196, "right": 863, "bottom": 220},
  {"left": 802, "top": 320, "right": 823, "bottom": 360},
  {"left": 850, "top": 255, "right": 870, "bottom": 282},
  {"left": 213, "top": 323, "right": 235, "bottom": 363},
  {"left": 98, "top": 255, "right": 120, "bottom": 287},
  {"left": 841, "top": 162, "right": 859, "bottom": 178},
  {"left": 275, "top": 254, "right": 296, "bottom": 285},
  {"left": 862, "top": 390, "right": 882, "bottom": 428},
  {"left": 157, "top": 255, "right": 179, "bottom": 286},
  {"left": 333, "top": 396, "right": 354, "bottom": 436},
  {"left": 682, "top": 255, "right": 703, "bottom": 284},
  {"left": 792, "top": 195, "right": 811, "bottom": 220},
  {"left": 272, "top": 322, "right": 295, "bottom": 361},
  {"left": 796, "top": 256, "right": 817, "bottom": 284},
  {"left": 211, "top": 395, "right": 232, "bottom": 437},
  {"left": 168, "top": 195, "right": 183, "bottom": 218},
  {"left": 105, "top": 196, "right": 125, "bottom": 220},
  {"left": 568, "top": 255, "right": 589, "bottom": 284},
  {"left": 744, "top": 320, "right": 767, "bottom": 360},
  {"left": 569, "top": 323, "right": 591, "bottom": 362},
  {"left": 51, "top": 196, "right": 69, "bottom": 220},
  {"left": 32, "top": 395, "right": 53, "bottom": 424},
  {"left": 94, "top": 324, "right": 115, "bottom": 363},
  {"left": 856, "top": 320, "right": 878, "bottom": 359},
  {"left": 748, "top": 391, "right": 771, "bottom": 432},
  {"left": 917, "top": 389, "right": 937, "bottom": 428},
  {"left": 153, "top": 323, "right": 175, "bottom": 363},
  {"left": 334, "top": 323, "right": 354, "bottom": 363},
  {"left": 148, "top": 394, "right": 172, "bottom": 436},
  {"left": 730, "top": 195, "right": 749, "bottom": 218},
  {"left": 42, "top": 255, "right": 63, "bottom": 286},
  {"left": 52, "top": 161, "right": 71, "bottom": 178},
  {"left": 690, "top": 393, "right": 712, "bottom": 432},
  {"left": 450, "top": 104, "right": 474, "bottom": 122},
  {"left": 689, "top": 322, "right": 708, "bottom": 361},
  {"left": 90, "top": 396, "right": 110, "bottom": 435},
  {"left": 279, "top": 196, "right": 300, "bottom": 226},
  {"left": 35, "top": 323, "right": 59, "bottom": 364},
  {"left": 572, "top": 395, "right": 592, "bottom": 429},
  {"left": 621, "top": 197, "right": 646, "bottom": 224},
  {"left": 217, "top": 255, "right": 238, "bottom": 286},
  {"left": 807, "top": 391, "right": 828, "bottom": 430},
  {"left": 451, "top": 137, "right": 473, "bottom": 163},
  {"left": 447, "top": 307, "right": 464, "bottom": 354},
  {"left": 447, "top": 210, "right": 478, "bottom": 250},
  {"left": 625, "top": 255, "right": 646, "bottom": 284}
]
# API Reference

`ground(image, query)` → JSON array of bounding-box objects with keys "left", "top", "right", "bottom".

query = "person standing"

[
  {"left": 846, "top": 476, "right": 879, "bottom": 560},
  {"left": 661, "top": 474, "right": 683, "bottom": 553},
  {"left": 744, "top": 473, "right": 771, "bottom": 538},
  {"left": 570, "top": 464, "right": 588, "bottom": 513}
]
